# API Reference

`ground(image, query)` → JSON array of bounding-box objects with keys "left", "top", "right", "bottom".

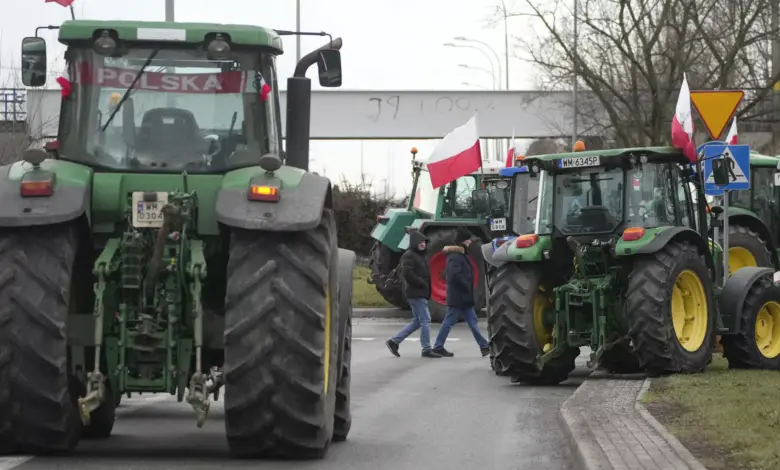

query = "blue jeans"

[
  {"left": 391, "top": 298, "right": 432, "bottom": 351},
  {"left": 434, "top": 305, "right": 489, "bottom": 350}
]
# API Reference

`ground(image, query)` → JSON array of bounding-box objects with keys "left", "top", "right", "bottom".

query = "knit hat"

[{"left": 455, "top": 227, "right": 472, "bottom": 244}]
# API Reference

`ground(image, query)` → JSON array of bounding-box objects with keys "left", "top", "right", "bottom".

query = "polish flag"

[
  {"left": 725, "top": 117, "right": 738, "bottom": 145},
  {"left": 46, "top": 0, "right": 75, "bottom": 6},
  {"left": 56, "top": 65, "right": 72, "bottom": 98},
  {"left": 505, "top": 129, "right": 517, "bottom": 167},
  {"left": 427, "top": 114, "right": 482, "bottom": 189},
  {"left": 256, "top": 73, "right": 271, "bottom": 102},
  {"left": 671, "top": 73, "right": 697, "bottom": 164}
]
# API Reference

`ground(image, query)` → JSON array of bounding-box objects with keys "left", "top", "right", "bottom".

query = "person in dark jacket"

[
  {"left": 386, "top": 230, "right": 442, "bottom": 358},
  {"left": 432, "top": 227, "right": 490, "bottom": 357}
]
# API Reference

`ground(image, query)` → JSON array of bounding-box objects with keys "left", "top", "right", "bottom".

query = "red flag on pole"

[{"left": 46, "top": 0, "right": 75, "bottom": 7}]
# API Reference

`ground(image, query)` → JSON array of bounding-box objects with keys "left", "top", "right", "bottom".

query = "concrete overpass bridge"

[{"left": 21, "top": 89, "right": 777, "bottom": 147}]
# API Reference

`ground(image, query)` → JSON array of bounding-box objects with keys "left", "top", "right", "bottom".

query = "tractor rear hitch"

[{"left": 78, "top": 371, "right": 106, "bottom": 425}]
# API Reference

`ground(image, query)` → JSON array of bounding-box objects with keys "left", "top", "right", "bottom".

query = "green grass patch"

[
  {"left": 352, "top": 265, "right": 393, "bottom": 308},
  {"left": 641, "top": 355, "right": 780, "bottom": 470}
]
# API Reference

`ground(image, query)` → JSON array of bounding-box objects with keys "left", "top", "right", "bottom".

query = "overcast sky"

[{"left": 1, "top": 0, "right": 540, "bottom": 198}]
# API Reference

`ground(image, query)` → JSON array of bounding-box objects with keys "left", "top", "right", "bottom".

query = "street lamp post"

[
  {"left": 458, "top": 64, "right": 498, "bottom": 89},
  {"left": 295, "top": 0, "right": 302, "bottom": 63},
  {"left": 165, "top": 0, "right": 174, "bottom": 21},
  {"left": 453, "top": 37, "right": 502, "bottom": 89},
  {"left": 572, "top": 0, "right": 579, "bottom": 145},
  {"left": 500, "top": 0, "right": 510, "bottom": 89}
]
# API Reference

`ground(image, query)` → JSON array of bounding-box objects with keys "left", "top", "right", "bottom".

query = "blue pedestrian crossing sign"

[{"left": 700, "top": 142, "right": 751, "bottom": 196}]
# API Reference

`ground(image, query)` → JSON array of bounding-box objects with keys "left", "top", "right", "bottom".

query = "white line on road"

[{"left": 0, "top": 394, "right": 172, "bottom": 470}]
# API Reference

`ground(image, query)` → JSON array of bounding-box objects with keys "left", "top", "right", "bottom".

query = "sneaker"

[
  {"left": 480, "top": 347, "right": 490, "bottom": 357},
  {"left": 432, "top": 347, "right": 454, "bottom": 357},
  {"left": 422, "top": 349, "right": 442, "bottom": 358},
  {"left": 385, "top": 339, "right": 400, "bottom": 357}
]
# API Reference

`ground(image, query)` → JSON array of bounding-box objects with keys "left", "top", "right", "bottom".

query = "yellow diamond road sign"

[{"left": 690, "top": 90, "right": 744, "bottom": 141}]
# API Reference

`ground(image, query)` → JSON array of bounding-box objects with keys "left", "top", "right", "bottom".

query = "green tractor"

[
  {"left": 2, "top": 21, "right": 355, "bottom": 459},
  {"left": 369, "top": 147, "right": 513, "bottom": 321},
  {"left": 706, "top": 152, "right": 780, "bottom": 275},
  {"left": 483, "top": 146, "right": 780, "bottom": 384}
]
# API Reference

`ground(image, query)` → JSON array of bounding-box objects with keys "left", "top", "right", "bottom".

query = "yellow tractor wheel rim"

[
  {"left": 533, "top": 290, "right": 553, "bottom": 352},
  {"left": 671, "top": 269, "right": 708, "bottom": 352},
  {"left": 728, "top": 246, "right": 758, "bottom": 275},
  {"left": 755, "top": 301, "right": 780, "bottom": 359}
]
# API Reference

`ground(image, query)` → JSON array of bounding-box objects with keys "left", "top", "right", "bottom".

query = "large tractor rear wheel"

[
  {"left": 721, "top": 276, "right": 780, "bottom": 370},
  {"left": 488, "top": 263, "right": 578, "bottom": 385},
  {"left": 333, "top": 248, "right": 354, "bottom": 442},
  {"left": 224, "top": 209, "right": 340, "bottom": 459},
  {"left": 0, "top": 223, "right": 82, "bottom": 454},
  {"left": 426, "top": 228, "right": 486, "bottom": 323},
  {"left": 722, "top": 224, "right": 772, "bottom": 275},
  {"left": 625, "top": 241, "right": 715, "bottom": 375},
  {"left": 368, "top": 242, "right": 408, "bottom": 309}
]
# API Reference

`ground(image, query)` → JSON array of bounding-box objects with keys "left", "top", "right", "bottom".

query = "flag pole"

[{"left": 69, "top": 4, "right": 75, "bottom": 19}]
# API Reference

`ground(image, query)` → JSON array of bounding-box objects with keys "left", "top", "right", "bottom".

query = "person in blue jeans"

[
  {"left": 386, "top": 230, "right": 442, "bottom": 358},
  {"left": 432, "top": 227, "right": 490, "bottom": 357}
]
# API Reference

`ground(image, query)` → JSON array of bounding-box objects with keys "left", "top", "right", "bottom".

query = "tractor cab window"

[
  {"left": 625, "top": 162, "right": 677, "bottom": 228},
  {"left": 485, "top": 177, "right": 512, "bottom": 216},
  {"left": 58, "top": 45, "right": 279, "bottom": 173},
  {"left": 554, "top": 167, "right": 623, "bottom": 234},
  {"left": 511, "top": 173, "right": 541, "bottom": 235},
  {"left": 440, "top": 175, "right": 478, "bottom": 217}
]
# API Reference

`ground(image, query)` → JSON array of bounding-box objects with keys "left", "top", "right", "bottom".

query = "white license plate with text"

[
  {"left": 490, "top": 217, "right": 507, "bottom": 231},
  {"left": 559, "top": 156, "right": 600, "bottom": 169},
  {"left": 131, "top": 192, "right": 169, "bottom": 228}
]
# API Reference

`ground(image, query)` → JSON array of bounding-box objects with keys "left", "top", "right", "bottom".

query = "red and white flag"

[
  {"left": 427, "top": 114, "right": 482, "bottom": 189},
  {"left": 505, "top": 129, "right": 517, "bottom": 167},
  {"left": 671, "top": 73, "right": 697, "bottom": 164},
  {"left": 725, "top": 117, "right": 738, "bottom": 145},
  {"left": 256, "top": 73, "right": 271, "bottom": 102},
  {"left": 46, "top": 0, "right": 75, "bottom": 7},
  {"left": 56, "top": 65, "right": 72, "bottom": 98}
]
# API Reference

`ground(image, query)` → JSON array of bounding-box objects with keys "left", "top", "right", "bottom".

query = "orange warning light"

[{"left": 573, "top": 140, "right": 586, "bottom": 152}]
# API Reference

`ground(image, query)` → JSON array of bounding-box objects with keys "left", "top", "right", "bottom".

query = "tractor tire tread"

[{"left": 721, "top": 276, "right": 780, "bottom": 370}]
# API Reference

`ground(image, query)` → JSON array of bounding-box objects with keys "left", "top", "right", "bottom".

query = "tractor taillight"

[
  {"left": 248, "top": 184, "right": 279, "bottom": 202},
  {"left": 20, "top": 180, "right": 52, "bottom": 197},
  {"left": 622, "top": 227, "right": 646, "bottom": 242},
  {"left": 515, "top": 234, "right": 538, "bottom": 248}
]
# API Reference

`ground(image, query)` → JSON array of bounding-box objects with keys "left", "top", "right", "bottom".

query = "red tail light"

[
  {"left": 20, "top": 180, "right": 53, "bottom": 197},
  {"left": 248, "top": 184, "right": 279, "bottom": 202},
  {"left": 515, "top": 234, "right": 538, "bottom": 248},
  {"left": 621, "top": 227, "right": 646, "bottom": 242}
]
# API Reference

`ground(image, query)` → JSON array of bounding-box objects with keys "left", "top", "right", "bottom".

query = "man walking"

[
  {"left": 385, "top": 230, "right": 442, "bottom": 358},
  {"left": 432, "top": 228, "right": 490, "bottom": 357}
]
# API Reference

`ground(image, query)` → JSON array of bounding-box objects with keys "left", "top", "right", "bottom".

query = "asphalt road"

[{"left": 4, "top": 319, "right": 587, "bottom": 470}]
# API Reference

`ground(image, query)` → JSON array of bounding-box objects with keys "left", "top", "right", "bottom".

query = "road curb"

[{"left": 559, "top": 377, "right": 707, "bottom": 470}]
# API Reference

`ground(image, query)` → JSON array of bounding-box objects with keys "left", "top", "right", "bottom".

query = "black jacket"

[
  {"left": 444, "top": 244, "right": 474, "bottom": 307},
  {"left": 399, "top": 231, "right": 431, "bottom": 300}
]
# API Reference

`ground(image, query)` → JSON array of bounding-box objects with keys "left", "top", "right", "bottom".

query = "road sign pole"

[{"left": 723, "top": 191, "right": 729, "bottom": 281}]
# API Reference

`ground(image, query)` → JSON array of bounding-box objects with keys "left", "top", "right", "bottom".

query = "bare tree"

[{"left": 504, "top": 0, "right": 780, "bottom": 148}]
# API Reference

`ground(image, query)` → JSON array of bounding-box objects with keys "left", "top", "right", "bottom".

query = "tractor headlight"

[
  {"left": 207, "top": 35, "right": 231, "bottom": 60},
  {"left": 93, "top": 31, "right": 117, "bottom": 56}
]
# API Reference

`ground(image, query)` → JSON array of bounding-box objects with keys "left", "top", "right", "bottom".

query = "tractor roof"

[
  {"left": 749, "top": 152, "right": 780, "bottom": 167},
  {"left": 58, "top": 20, "right": 283, "bottom": 53},
  {"left": 528, "top": 146, "right": 685, "bottom": 163}
]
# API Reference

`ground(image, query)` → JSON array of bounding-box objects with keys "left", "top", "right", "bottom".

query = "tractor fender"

[
  {"left": 0, "top": 160, "right": 92, "bottom": 228},
  {"left": 727, "top": 212, "right": 779, "bottom": 268},
  {"left": 481, "top": 242, "right": 503, "bottom": 268},
  {"left": 488, "top": 240, "right": 512, "bottom": 266},
  {"left": 631, "top": 227, "right": 715, "bottom": 273},
  {"left": 719, "top": 267, "right": 775, "bottom": 335},
  {"left": 216, "top": 171, "right": 331, "bottom": 232},
  {"left": 336, "top": 248, "right": 356, "bottom": 376}
]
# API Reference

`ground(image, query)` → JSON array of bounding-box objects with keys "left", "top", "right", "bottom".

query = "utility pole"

[
  {"left": 295, "top": 0, "right": 302, "bottom": 63},
  {"left": 165, "top": 0, "right": 174, "bottom": 21},
  {"left": 571, "top": 0, "right": 579, "bottom": 147}
]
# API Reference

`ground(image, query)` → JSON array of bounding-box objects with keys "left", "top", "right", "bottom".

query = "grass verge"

[
  {"left": 641, "top": 354, "right": 780, "bottom": 470},
  {"left": 352, "top": 265, "right": 393, "bottom": 308}
]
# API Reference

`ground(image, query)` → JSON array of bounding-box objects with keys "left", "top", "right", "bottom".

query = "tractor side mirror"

[
  {"left": 317, "top": 50, "right": 342, "bottom": 88},
  {"left": 21, "top": 37, "right": 47, "bottom": 87},
  {"left": 712, "top": 158, "right": 729, "bottom": 186},
  {"left": 472, "top": 188, "right": 490, "bottom": 213}
]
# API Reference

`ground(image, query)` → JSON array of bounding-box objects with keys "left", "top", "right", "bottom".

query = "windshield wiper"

[{"left": 101, "top": 48, "right": 160, "bottom": 132}]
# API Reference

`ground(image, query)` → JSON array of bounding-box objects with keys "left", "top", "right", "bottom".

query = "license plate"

[
  {"left": 490, "top": 217, "right": 507, "bottom": 231},
  {"left": 559, "top": 155, "right": 599, "bottom": 169},
  {"left": 131, "top": 192, "right": 169, "bottom": 228}
]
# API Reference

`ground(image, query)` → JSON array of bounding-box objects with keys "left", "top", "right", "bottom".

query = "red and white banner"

[{"left": 70, "top": 63, "right": 271, "bottom": 99}]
